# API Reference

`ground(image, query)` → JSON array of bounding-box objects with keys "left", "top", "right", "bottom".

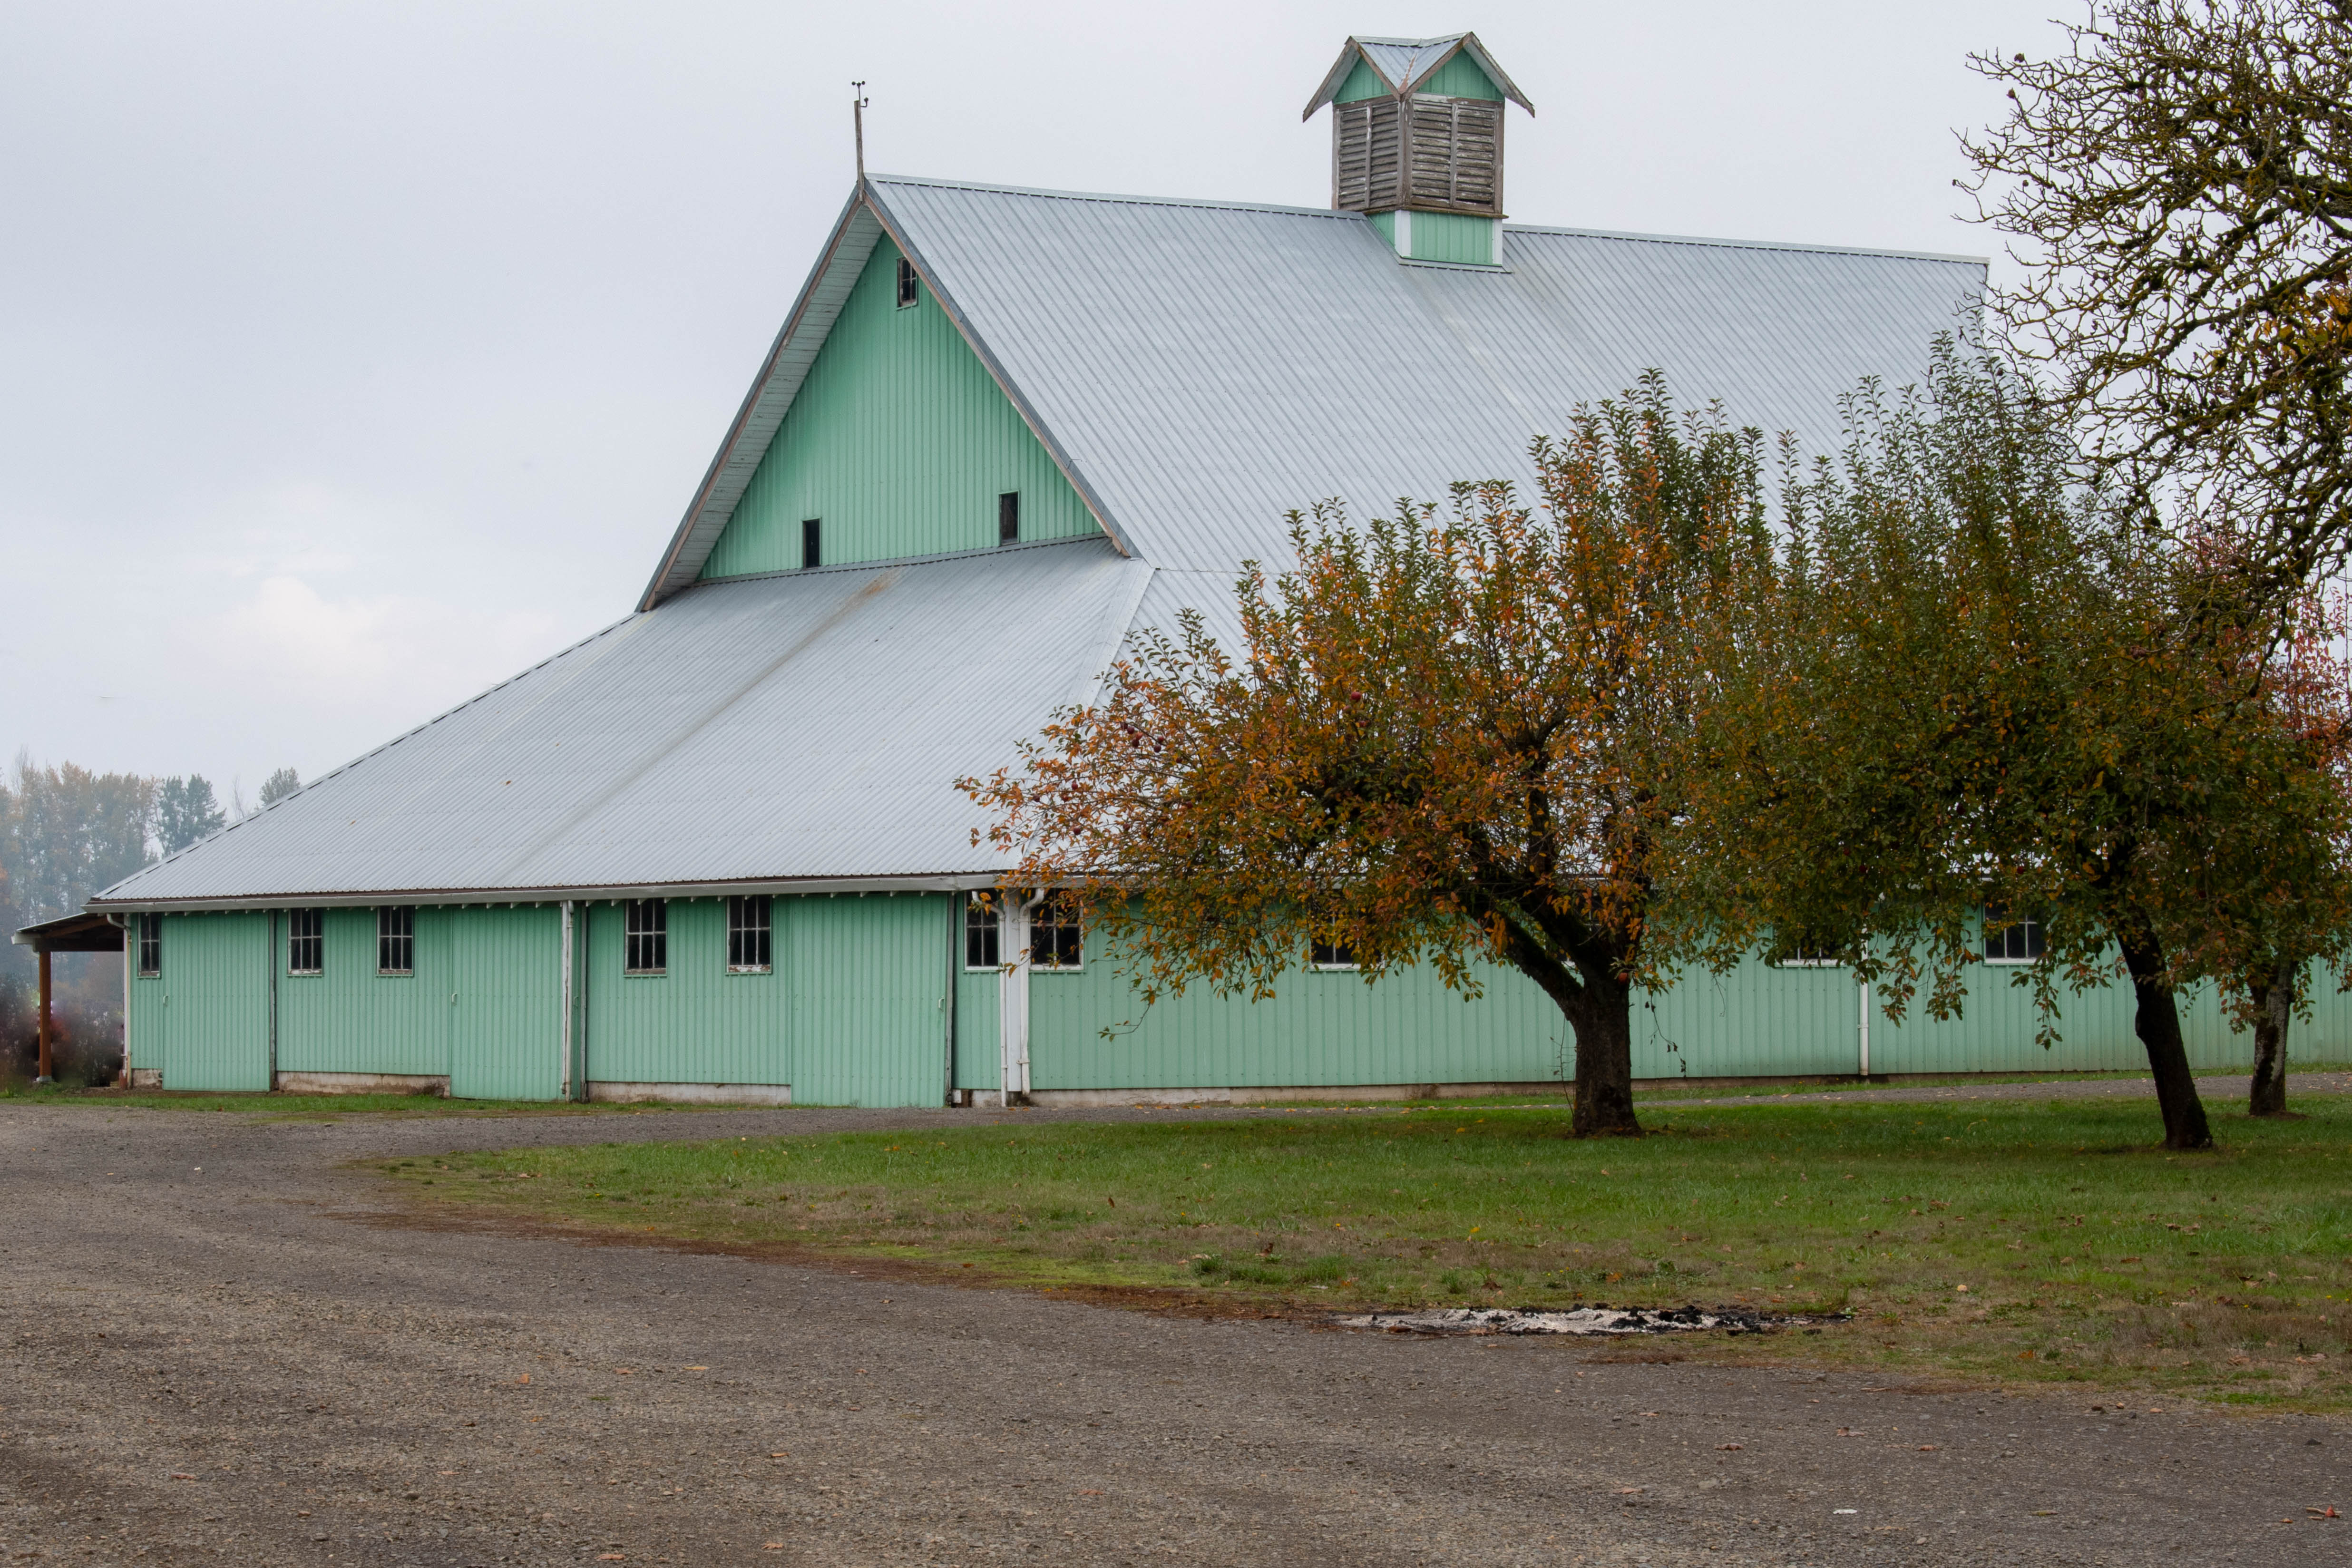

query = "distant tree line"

[{"left": 0, "top": 757, "right": 300, "bottom": 973}]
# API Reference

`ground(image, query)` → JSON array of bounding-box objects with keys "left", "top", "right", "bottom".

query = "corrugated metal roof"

[
  {"left": 851, "top": 176, "right": 1984, "bottom": 577},
  {"left": 95, "top": 540, "right": 1150, "bottom": 907},
  {"left": 1301, "top": 34, "right": 1534, "bottom": 117},
  {"left": 118, "top": 172, "right": 1989, "bottom": 907}
]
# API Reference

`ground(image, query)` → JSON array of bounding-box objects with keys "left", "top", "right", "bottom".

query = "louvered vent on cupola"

[{"left": 1304, "top": 32, "right": 1533, "bottom": 266}]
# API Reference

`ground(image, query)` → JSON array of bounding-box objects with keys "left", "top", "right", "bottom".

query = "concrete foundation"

[
  {"left": 274, "top": 1071, "right": 449, "bottom": 1096},
  {"left": 1024, "top": 1081, "right": 1567, "bottom": 1108},
  {"left": 127, "top": 1068, "right": 162, "bottom": 1090},
  {"left": 586, "top": 1081, "right": 792, "bottom": 1107}
]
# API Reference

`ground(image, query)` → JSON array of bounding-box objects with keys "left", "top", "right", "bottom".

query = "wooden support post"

[{"left": 36, "top": 947, "right": 53, "bottom": 1082}]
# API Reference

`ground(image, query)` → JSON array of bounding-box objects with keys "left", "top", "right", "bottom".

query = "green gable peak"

[{"left": 1302, "top": 33, "right": 1533, "bottom": 118}]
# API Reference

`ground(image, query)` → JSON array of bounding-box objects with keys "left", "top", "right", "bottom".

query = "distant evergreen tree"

[
  {"left": 257, "top": 767, "right": 301, "bottom": 807},
  {"left": 155, "top": 775, "right": 228, "bottom": 855}
]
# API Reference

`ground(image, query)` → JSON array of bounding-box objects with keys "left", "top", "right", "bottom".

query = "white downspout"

[
  {"left": 559, "top": 901, "right": 576, "bottom": 1101},
  {"left": 1858, "top": 977, "right": 1872, "bottom": 1079},
  {"left": 997, "top": 891, "right": 1044, "bottom": 1103}
]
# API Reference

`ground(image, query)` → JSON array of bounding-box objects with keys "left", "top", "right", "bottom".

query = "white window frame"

[
  {"left": 726, "top": 895, "right": 772, "bottom": 974},
  {"left": 1029, "top": 893, "right": 1083, "bottom": 971},
  {"left": 377, "top": 905, "right": 415, "bottom": 976},
  {"left": 1310, "top": 933, "right": 1359, "bottom": 971},
  {"left": 287, "top": 907, "right": 324, "bottom": 976},
  {"left": 1982, "top": 907, "right": 2045, "bottom": 965},
  {"left": 136, "top": 914, "right": 161, "bottom": 978},
  {"left": 964, "top": 895, "right": 1002, "bottom": 971},
  {"left": 624, "top": 898, "right": 668, "bottom": 976}
]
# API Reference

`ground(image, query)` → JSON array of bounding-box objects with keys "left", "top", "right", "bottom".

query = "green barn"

[{"left": 49, "top": 34, "right": 2338, "bottom": 1104}]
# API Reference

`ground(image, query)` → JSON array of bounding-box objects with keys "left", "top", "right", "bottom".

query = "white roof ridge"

[
  {"left": 864, "top": 175, "right": 1986, "bottom": 263},
  {"left": 863, "top": 173, "right": 1364, "bottom": 223},
  {"left": 1503, "top": 221, "right": 1989, "bottom": 268}
]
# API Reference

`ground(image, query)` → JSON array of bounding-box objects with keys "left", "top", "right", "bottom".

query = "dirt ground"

[{"left": 1, "top": 1093, "right": 2345, "bottom": 1567}]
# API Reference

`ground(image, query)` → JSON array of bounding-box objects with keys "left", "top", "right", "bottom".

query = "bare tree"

[{"left": 1960, "top": 0, "right": 2352, "bottom": 602}]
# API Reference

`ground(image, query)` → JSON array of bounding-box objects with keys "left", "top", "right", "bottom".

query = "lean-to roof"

[{"left": 94, "top": 540, "right": 1148, "bottom": 908}]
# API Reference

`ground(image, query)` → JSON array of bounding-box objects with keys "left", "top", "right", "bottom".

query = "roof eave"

[
  {"left": 88, "top": 872, "right": 1015, "bottom": 915},
  {"left": 1301, "top": 36, "right": 1401, "bottom": 120}
]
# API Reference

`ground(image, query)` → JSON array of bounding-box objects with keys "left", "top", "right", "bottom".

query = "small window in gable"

[
  {"left": 288, "top": 908, "right": 324, "bottom": 976},
  {"left": 728, "top": 895, "right": 772, "bottom": 973},
  {"left": 801, "top": 518, "right": 821, "bottom": 569},
  {"left": 625, "top": 898, "right": 668, "bottom": 975},
  {"left": 965, "top": 895, "right": 1001, "bottom": 969},
  {"left": 1030, "top": 894, "right": 1082, "bottom": 970},
  {"left": 999, "top": 491, "right": 1020, "bottom": 545},
  {"left": 378, "top": 905, "right": 415, "bottom": 975},
  {"left": 896, "top": 256, "right": 919, "bottom": 308},
  {"left": 136, "top": 914, "right": 161, "bottom": 978},
  {"left": 1310, "top": 932, "right": 1358, "bottom": 970}
]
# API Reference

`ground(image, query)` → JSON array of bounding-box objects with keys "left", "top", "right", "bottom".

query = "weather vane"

[{"left": 852, "top": 80, "right": 869, "bottom": 180}]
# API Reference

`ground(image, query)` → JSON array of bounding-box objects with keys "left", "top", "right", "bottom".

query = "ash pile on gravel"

[{"left": 1338, "top": 1305, "right": 1836, "bottom": 1336}]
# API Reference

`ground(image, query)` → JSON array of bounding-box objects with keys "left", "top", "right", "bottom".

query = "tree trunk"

[
  {"left": 1561, "top": 969, "right": 1641, "bottom": 1138},
  {"left": 1493, "top": 921, "right": 1642, "bottom": 1138},
  {"left": 2116, "top": 931, "right": 2214, "bottom": 1150},
  {"left": 2248, "top": 961, "right": 2295, "bottom": 1117}
]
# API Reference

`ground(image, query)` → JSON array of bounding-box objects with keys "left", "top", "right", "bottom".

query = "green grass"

[
  {"left": 0, "top": 1083, "right": 693, "bottom": 1120},
  {"left": 382, "top": 1095, "right": 2352, "bottom": 1406}
]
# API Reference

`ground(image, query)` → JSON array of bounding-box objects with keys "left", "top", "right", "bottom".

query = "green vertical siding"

[
  {"left": 275, "top": 906, "right": 451, "bottom": 1077},
  {"left": 120, "top": 899, "right": 2352, "bottom": 1106},
  {"left": 1409, "top": 212, "right": 1499, "bottom": 265},
  {"left": 449, "top": 906, "right": 564, "bottom": 1101},
  {"left": 1028, "top": 944, "right": 1568, "bottom": 1091},
  {"left": 145, "top": 912, "right": 272, "bottom": 1091},
  {"left": 1641, "top": 955, "right": 1861, "bottom": 1081},
  {"left": 1334, "top": 56, "right": 1389, "bottom": 103},
  {"left": 1364, "top": 210, "right": 1501, "bottom": 266},
  {"left": 1417, "top": 52, "right": 1504, "bottom": 101},
  {"left": 699, "top": 237, "right": 1100, "bottom": 579},
  {"left": 955, "top": 964, "right": 1002, "bottom": 1091},
  {"left": 786, "top": 893, "right": 949, "bottom": 1106},
  {"left": 1334, "top": 49, "right": 1503, "bottom": 106},
  {"left": 583, "top": 898, "right": 791, "bottom": 1086}
]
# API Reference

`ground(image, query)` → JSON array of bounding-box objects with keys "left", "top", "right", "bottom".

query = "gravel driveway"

[{"left": 0, "top": 1095, "right": 2344, "bottom": 1567}]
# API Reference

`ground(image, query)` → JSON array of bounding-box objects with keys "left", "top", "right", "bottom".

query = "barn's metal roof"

[
  {"left": 826, "top": 176, "right": 1987, "bottom": 578},
  {"left": 94, "top": 540, "right": 1150, "bottom": 908},
  {"left": 117, "top": 173, "right": 1988, "bottom": 907}
]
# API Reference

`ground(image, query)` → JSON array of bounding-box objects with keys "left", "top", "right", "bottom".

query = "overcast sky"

[{"left": 1, "top": 0, "right": 2070, "bottom": 800}]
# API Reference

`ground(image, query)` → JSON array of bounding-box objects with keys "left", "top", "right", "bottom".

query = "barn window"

[
  {"left": 625, "top": 898, "right": 668, "bottom": 975},
  {"left": 998, "top": 491, "right": 1020, "bottom": 545},
  {"left": 378, "top": 906, "right": 415, "bottom": 975},
  {"left": 896, "top": 256, "right": 920, "bottom": 308},
  {"left": 965, "top": 895, "right": 1001, "bottom": 969},
  {"left": 136, "top": 915, "right": 161, "bottom": 978},
  {"left": 1310, "top": 932, "right": 1358, "bottom": 970},
  {"left": 288, "top": 908, "right": 325, "bottom": 975},
  {"left": 801, "top": 518, "right": 821, "bottom": 570},
  {"left": 727, "top": 896, "right": 772, "bottom": 973},
  {"left": 1030, "top": 895, "right": 1081, "bottom": 970},
  {"left": 1982, "top": 906, "right": 2045, "bottom": 964}
]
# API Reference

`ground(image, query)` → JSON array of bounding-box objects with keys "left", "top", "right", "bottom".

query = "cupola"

[{"left": 1303, "top": 33, "right": 1532, "bottom": 266}]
